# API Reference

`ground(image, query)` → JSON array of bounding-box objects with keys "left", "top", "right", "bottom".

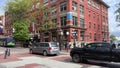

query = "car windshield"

[
  {"left": 51, "top": 42, "right": 58, "bottom": 47},
  {"left": 85, "top": 43, "right": 111, "bottom": 48}
]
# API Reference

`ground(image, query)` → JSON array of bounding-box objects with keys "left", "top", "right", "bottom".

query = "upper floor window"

[
  {"left": 80, "top": 0, "right": 84, "bottom": 2},
  {"left": 80, "top": 18, "right": 84, "bottom": 28},
  {"left": 89, "top": 22, "right": 91, "bottom": 29},
  {"left": 51, "top": 6, "right": 57, "bottom": 15},
  {"left": 94, "top": 24, "right": 96, "bottom": 29},
  {"left": 80, "top": 5, "right": 84, "bottom": 15},
  {"left": 60, "top": 16, "right": 67, "bottom": 26},
  {"left": 51, "top": 0, "right": 56, "bottom": 2},
  {"left": 88, "top": 0, "right": 91, "bottom": 5},
  {"left": 89, "top": 33, "right": 92, "bottom": 40},
  {"left": 72, "top": 2, "right": 77, "bottom": 11},
  {"left": 73, "top": 16, "right": 78, "bottom": 26},
  {"left": 36, "top": 2, "right": 40, "bottom": 8},
  {"left": 80, "top": 31, "right": 85, "bottom": 41},
  {"left": 52, "top": 18, "right": 57, "bottom": 23},
  {"left": 43, "top": 0, "right": 48, "bottom": 4},
  {"left": 60, "top": 2, "right": 67, "bottom": 12}
]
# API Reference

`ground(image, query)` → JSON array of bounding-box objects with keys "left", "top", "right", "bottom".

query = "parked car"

[
  {"left": 29, "top": 42, "right": 60, "bottom": 56},
  {"left": 70, "top": 42, "right": 120, "bottom": 63}
]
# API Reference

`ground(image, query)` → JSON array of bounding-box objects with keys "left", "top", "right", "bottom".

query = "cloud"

[{"left": 104, "top": 0, "right": 120, "bottom": 37}]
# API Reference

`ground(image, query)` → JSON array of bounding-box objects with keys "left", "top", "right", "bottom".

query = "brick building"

[
  {"left": 4, "top": 12, "right": 13, "bottom": 36},
  {"left": 30, "top": 0, "right": 109, "bottom": 47},
  {"left": 0, "top": 15, "right": 5, "bottom": 35}
]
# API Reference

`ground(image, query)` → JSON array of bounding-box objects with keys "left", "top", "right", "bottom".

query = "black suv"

[{"left": 70, "top": 42, "right": 120, "bottom": 63}]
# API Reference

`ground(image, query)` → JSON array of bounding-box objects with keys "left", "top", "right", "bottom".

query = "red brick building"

[
  {"left": 29, "top": 0, "right": 110, "bottom": 47},
  {"left": 4, "top": 12, "right": 13, "bottom": 36},
  {"left": 0, "top": 15, "right": 5, "bottom": 35},
  {"left": 29, "top": 0, "right": 109, "bottom": 47}
]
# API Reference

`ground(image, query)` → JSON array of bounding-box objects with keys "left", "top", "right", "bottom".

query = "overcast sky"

[{"left": 0, "top": 0, "right": 120, "bottom": 37}]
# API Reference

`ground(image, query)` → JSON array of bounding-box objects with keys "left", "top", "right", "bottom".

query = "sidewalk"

[{"left": 0, "top": 51, "right": 105, "bottom": 68}]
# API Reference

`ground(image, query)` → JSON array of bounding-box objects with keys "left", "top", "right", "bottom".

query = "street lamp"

[
  {"left": 57, "top": 28, "right": 63, "bottom": 51},
  {"left": 72, "top": 30, "right": 77, "bottom": 48}
]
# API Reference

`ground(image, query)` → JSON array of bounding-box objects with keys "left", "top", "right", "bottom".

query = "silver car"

[{"left": 29, "top": 42, "right": 60, "bottom": 56}]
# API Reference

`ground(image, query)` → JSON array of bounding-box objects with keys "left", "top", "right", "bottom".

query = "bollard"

[
  {"left": 8, "top": 49, "right": 10, "bottom": 56},
  {"left": 4, "top": 48, "right": 8, "bottom": 59}
]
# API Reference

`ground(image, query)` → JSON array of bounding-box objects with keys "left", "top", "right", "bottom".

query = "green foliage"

[
  {"left": 4, "top": 0, "right": 32, "bottom": 41},
  {"left": 5, "top": 0, "right": 56, "bottom": 41},
  {"left": 110, "top": 34, "right": 117, "bottom": 41},
  {"left": 115, "top": 2, "right": 120, "bottom": 22},
  {"left": 5, "top": 0, "right": 32, "bottom": 21},
  {"left": 13, "top": 20, "right": 30, "bottom": 41}
]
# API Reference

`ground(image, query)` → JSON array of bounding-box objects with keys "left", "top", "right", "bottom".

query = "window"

[
  {"left": 80, "top": 5, "right": 84, "bottom": 15},
  {"left": 43, "top": 0, "right": 48, "bottom": 4},
  {"left": 89, "top": 22, "right": 91, "bottom": 28},
  {"left": 88, "top": 11, "right": 91, "bottom": 17},
  {"left": 72, "top": 2, "right": 77, "bottom": 11},
  {"left": 94, "top": 24, "right": 96, "bottom": 29},
  {"left": 88, "top": 0, "right": 91, "bottom": 5},
  {"left": 80, "top": 18, "right": 84, "bottom": 28},
  {"left": 36, "top": 2, "right": 40, "bottom": 8},
  {"left": 94, "top": 33, "right": 96, "bottom": 41},
  {"left": 36, "top": 18, "right": 40, "bottom": 25},
  {"left": 80, "top": 0, "right": 84, "bottom": 2},
  {"left": 86, "top": 43, "right": 96, "bottom": 48},
  {"left": 60, "top": 2, "right": 67, "bottom": 12},
  {"left": 52, "top": 18, "right": 57, "bottom": 23},
  {"left": 52, "top": 32, "right": 57, "bottom": 41},
  {"left": 73, "top": 16, "right": 78, "bottom": 26},
  {"left": 51, "top": 0, "right": 56, "bottom": 2},
  {"left": 80, "top": 31, "right": 84, "bottom": 41},
  {"left": 90, "top": 33, "right": 92, "bottom": 40},
  {"left": 60, "top": 16, "right": 67, "bottom": 26},
  {"left": 98, "top": 25, "right": 100, "bottom": 30},
  {"left": 51, "top": 6, "right": 57, "bottom": 15}
]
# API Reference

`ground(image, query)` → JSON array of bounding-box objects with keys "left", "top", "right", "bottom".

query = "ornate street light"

[
  {"left": 72, "top": 30, "right": 77, "bottom": 48},
  {"left": 57, "top": 28, "right": 63, "bottom": 51}
]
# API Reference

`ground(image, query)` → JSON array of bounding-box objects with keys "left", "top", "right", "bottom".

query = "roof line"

[{"left": 99, "top": 0, "right": 110, "bottom": 8}]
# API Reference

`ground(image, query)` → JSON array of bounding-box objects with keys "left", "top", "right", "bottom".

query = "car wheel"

[
  {"left": 72, "top": 54, "right": 82, "bottom": 63},
  {"left": 43, "top": 51, "right": 47, "bottom": 56},
  {"left": 29, "top": 49, "right": 33, "bottom": 54}
]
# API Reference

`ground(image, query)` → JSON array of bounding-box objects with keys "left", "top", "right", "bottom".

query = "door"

[
  {"left": 95, "top": 43, "right": 111, "bottom": 60},
  {"left": 32, "top": 43, "right": 39, "bottom": 53},
  {"left": 84, "top": 43, "right": 97, "bottom": 59}
]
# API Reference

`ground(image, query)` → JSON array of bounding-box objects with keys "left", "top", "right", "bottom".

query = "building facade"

[
  {"left": 4, "top": 12, "right": 13, "bottom": 36},
  {"left": 30, "top": 0, "right": 109, "bottom": 47},
  {"left": 0, "top": 15, "right": 5, "bottom": 35}
]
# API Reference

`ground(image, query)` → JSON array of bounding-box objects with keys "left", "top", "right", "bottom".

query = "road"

[{"left": 0, "top": 47, "right": 120, "bottom": 68}]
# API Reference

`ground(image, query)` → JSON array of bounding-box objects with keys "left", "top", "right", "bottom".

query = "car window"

[
  {"left": 39, "top": 43, "right": 44, "bottom": 47},
  {"left": 33, "top": 43, "right": 39, "bottom": 47},
  {"left": 44, "top": 43, "right": 49, "bottom": 47},
  {"left": 85, "top": 43, "right": 96, "bottom": 48},
  {"left": 51, "top": 42, "right": 58, "bottom": 47}
]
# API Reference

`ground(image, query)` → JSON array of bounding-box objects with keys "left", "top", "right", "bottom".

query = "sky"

[{"left": 0, "top": 0, "right": 120, "bottom": 37}]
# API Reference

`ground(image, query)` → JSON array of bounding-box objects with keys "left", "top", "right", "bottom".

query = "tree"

[
  {"left": 5, "top": 0, "right": 56, "bottom": 42},
  {"left": 4, "top": 0, "right": 33, "bottom": 42},
  {"left": 110, "top": 35, "right": 117, "bottom": 42},
  {"left": 115, "top": 2, "right": 120, "bottom": 22},
  {"left": 4, "top": 0, "right": 41, "bottom": 41}
]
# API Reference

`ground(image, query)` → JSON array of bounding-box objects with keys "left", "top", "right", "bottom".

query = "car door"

[
  {"left": 38, "top": 43, "right": 44, "bottom": 53},
  {"left": 84, "top": 43, "right": 97, "bottom": 59},
  {"left": 32, "top": 43, "right": 39, "bottom": 53},
  {"left": 95, "top": 43, "right": 111, "bottom": 60}
]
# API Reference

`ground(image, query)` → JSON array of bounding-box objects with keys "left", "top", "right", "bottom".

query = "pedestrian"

[{"left": 64, "top": 42, "right": 67, "bottom": 50}]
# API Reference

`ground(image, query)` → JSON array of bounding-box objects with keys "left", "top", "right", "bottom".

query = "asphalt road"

[{"left": 0, "top": 47, "right": 120, "bottom": 68}]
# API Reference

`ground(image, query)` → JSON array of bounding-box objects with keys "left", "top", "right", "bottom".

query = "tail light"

[{"left": 49, "top": 47, "right": 52, "bottom": 50}]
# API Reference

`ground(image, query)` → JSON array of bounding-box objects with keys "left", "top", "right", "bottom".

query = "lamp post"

[
  {"left": 57, "top": 28, "right": 63, "bottom": 51},
  {"left": 72, "top": 30, "right": 77, "bottom": 48}
]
